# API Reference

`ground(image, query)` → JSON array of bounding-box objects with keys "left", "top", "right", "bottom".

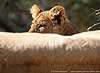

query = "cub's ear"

[
  {"left": 49, "top": 6, "right": 66, "bottom": 18},
  {"left": 30, "top": 4, "right": 43, "bottom": 19}
]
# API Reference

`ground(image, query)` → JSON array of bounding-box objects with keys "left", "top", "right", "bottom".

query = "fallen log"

[{"left": 0, "top": 30, "right": 100, "bottom": 73}]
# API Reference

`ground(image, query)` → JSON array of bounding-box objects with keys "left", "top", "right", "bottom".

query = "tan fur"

[
  {"left": 29, "top": 5, "right": 77, "bottom": 35},
  {"left": 30, "top": 4, "right": 42, "bottom": 18}
]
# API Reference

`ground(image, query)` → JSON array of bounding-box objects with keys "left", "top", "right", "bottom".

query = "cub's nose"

[{"left": 38, "top": 27, "right": 45, "bottom": 32}]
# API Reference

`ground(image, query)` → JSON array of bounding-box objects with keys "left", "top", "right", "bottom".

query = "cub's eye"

[
  {"left": 36, "top": 24, "right": 46, "bottom": 29},
  {"left": 35, "top": 24, "right": 46, "bottom": 32}
]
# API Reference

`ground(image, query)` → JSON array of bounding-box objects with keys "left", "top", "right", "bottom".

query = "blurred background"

[{"left": 0, "top": 0, "right": 100, "bottom": 32}]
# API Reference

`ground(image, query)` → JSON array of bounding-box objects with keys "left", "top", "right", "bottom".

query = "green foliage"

[
  {"left": 46, "top": 0, "right": 65, "bottom": 5},
  {"left": 0, "top": 0, "right": 100, "bottom": 32}
]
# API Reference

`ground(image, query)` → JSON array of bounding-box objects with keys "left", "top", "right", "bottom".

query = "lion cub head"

[{"left": 29, "top": 4, "right": 77, "bottom": 35}]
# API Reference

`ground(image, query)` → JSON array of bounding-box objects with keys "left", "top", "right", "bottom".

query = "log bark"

[{"left": 0, "top": 30, "right": 100, "bottom": 73}]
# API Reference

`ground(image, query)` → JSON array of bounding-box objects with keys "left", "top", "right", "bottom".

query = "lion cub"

[{"left": 29, "top": 4, "right": 77, "bottom": 35}]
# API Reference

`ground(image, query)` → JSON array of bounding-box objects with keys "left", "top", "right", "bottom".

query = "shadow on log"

[{"left": 0, "top": 30, "right": 100, "bottom": 73}]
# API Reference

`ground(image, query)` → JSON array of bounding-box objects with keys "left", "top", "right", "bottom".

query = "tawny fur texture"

[
  {"left": 0, "top": 30, "right": 100, "bottom": 73},
  {"left": 30, "top": 4, "right": 43, "bottom": 19},
  {"left": 29, "top": 5, "right": 77, "bottom": 35}
]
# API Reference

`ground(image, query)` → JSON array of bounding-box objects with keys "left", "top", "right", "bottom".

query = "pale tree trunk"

[{"left": 0, "top": 30, "right": 100, "bottom": 73}]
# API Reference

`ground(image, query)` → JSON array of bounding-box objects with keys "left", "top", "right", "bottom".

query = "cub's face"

[
  {"left": 29, "top": 5, "right": 76, "bottom": 35},
  {"left": 29, "top": 5, "right": 66, "bottom": 34},
  {"left": 29, "top": 11, "right": 53, "bottom": 33}
]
